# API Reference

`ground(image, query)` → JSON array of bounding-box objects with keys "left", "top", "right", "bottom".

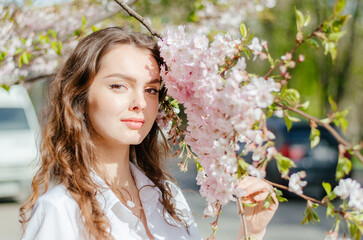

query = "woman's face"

[{"left": 87, "top": 44, "right": 160, "bottom": 147}]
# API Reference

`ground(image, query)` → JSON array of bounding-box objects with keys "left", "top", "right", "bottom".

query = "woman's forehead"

[{"left": 97, "top": 44, "right": 160, "bottom": 82}]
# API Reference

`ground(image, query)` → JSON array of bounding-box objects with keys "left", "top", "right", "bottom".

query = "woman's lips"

[{"left": 121, "top": 119, "right": 144, "bottom": 129}]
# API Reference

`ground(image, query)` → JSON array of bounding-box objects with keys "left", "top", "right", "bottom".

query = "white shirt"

[{"left": 22, "top": 163, "right": 201, "bottom": 240}]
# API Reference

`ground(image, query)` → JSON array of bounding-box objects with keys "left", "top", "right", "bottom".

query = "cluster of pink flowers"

[
  {"left": 158, "top": 26, "right": 281, "bottom": 215},
  {"left": 324, "top": 231, "right": 352, "bottom": 240},
  {"left": 191, "top": 0, "right": 277, "bottom": 36},
  {"left": 334, "top": 178, "right": 363, "bottom": 212},
  {"left": 288, "top": 171, "right": 307, "bottom": 195},
  {"left": 0, "top": 1, "right": 117, "bottom": 85}
]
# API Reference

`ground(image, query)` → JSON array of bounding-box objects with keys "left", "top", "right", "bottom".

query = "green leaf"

[
  {"left": 301, "top": 205, "right": 320, "bottom": 225},
  {"left": 330, "top": 45, "right": 338, "bottom": 62},
  {"left": 294, "top": 7, "right": 305, "bottom": 31},
  {"left": 320, "top": 118, "right": 331, "bottom": 124},
  {"left": 306, "top": 39, "right": 319, "bottom": 49},
  {"left": 245, "top": 32, "right": 254, "bottom": 44},
  {"left": 334, "top": 0, "right": 346, "bottom": 15},
  {"left": 304, "top": 14, "right": 311, "bottom": 27},
  {"left": 263, "top": 194, "right": 272, "bottom": 209},
  {"left": 339, "top": 117, "right": 348, "bottom": 133},
  {"left": 74, "top": 29, "right": 82, "bottom": 36},
  {"left": 266, "top": 106, "right": 274, "bottom": 118},
  {"left": 0, "top": 51, "right": 7, "bottom": 62},
  {"left": 275, "top": 154, "right": 296, "bottom": 177},
  {"left": 244, "top": 49, "right": 250, "bottom": 59},
  {"left": 329, "top": 31, "right": 346, "bottom": 42},
  {"left": 328, "top": 95, "right": 338, "bottom": 112},
  {"left": 91, "top": 25, "right": 100, "bottom": 32},
  {"left": 238, "top": 159, "right": 249, "bottom": 172},
  {"left": 39, "top": 34, "right": 49, "bottom": 44},
  {"left": 300, "top": 101, "right": 310, "bottom": 110},
  {"left": 321, "top": 182, "right": 337, "bottom": 202},
  {"left": 0, "top": 84, "right": 10, "bottom": 92},
  {"left": 19, "top": 52, "right": 30, "bottom": 67},
  {"left": 286, "top": 113, "right": 300, "bottom": 122},
  {"left": 187, "top": 10, "right": 199, "bottom": 22},
  {"left": 240, "top": 22, "right": 248, "bottom": 39},
  {"left": 243, "top": 202, "right": 258, "bottom": 208},
  {"left": 274, "top": 188, "right": 288, "bottom": 203},
  {"left": 326, "top": 202, "right": 335, "bottom": 217},
  {"left": 47, "top": 29, "right": 57, "bottom": 39},
  {"left": 336, "top": 108, "right": 349, "bottom": 118},
  {"left": 284, "top": 115, "right": 292, "bottom": 131},
  {"left": 333, "top": 108, "right": 349, "bottom": 133},
  {"left": 51, "top": 41, "right": 63, "bottom": 55},
  {"left": 322, "top": 182, "right": 332, "bottom": 195},
  {"left": 280, "top": 88, "right": 301, "bottom": 107},
  {"left": 81, "top": 15, "right": 87, "bottom": 29},
  {"left": 332, "top": 15, "right": 350, "bottom": 31},
  {"left": 323, "top": 41, "right": 330, "bottom": 55},
  {"left": 15, "top": 47, "right": 24, "bottom": 55},
  {"left": 336, "top": 157, "right": 352, "bottom": 180},
  {"left": 310, "top": 127, "right": 320, "bottom": 149},
  {"left": 195, "top": 160, "right": 203, "bottom": 172},
  {"left": 267, "top": 53, "right": 274, "bottom": 67}
]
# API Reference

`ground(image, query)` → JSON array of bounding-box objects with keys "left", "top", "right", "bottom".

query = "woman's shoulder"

[
  {"left": 35, "top": 184, "right": 78, "bottom": 210},
  {"left": 22, "top": 185, "right": 83, "bottom": 240}
]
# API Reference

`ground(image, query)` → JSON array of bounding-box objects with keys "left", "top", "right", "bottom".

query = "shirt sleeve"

[{"left": 21, "top": 196, "right": 80, "bottom": 240}]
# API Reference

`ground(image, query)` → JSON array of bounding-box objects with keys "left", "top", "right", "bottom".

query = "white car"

[{"left": 0, "top": 85, "right": 39, "bottom": 202}]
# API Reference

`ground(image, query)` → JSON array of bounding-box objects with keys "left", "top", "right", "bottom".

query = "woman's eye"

[
  {"left": 109, "top": 84, "right": 127, "bottom": 91},
  {"left": 145, "top": 88, "right": 159, "bottom": 95}
]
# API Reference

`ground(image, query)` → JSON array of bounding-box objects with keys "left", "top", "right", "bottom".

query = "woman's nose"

[{"left": 129, "top": 91, "right": 146, "bottom": 111}]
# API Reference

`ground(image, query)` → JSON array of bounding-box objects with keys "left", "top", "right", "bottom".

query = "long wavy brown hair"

[{"left": 20, "top": 27, "right": 187, "bottom": 240}]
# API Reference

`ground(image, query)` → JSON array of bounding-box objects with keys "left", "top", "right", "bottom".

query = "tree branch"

[
  {"left": 263, "top": 24, "right": 323, "bottom": 79},
  {"left": 13, "top": 73, "right": 55, "bottom": 85},
  {"left": 264, "top": 179, "right": 346, "bottom": 218},
  {"left": 237, "top": 198, "right": 249, "bottom": 240},
  {"left": 277, "top": 103, "right": 363, "bottom": 164},
  {"left": 113, "top": 0, "right": 163, "bottom": 39},
  {"left": 13, "top": 1, "right": 139, "bottom": 86}
]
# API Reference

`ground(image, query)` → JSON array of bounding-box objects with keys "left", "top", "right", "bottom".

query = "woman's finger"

[
  {"left": 242, "top": 180, "right": 271, "bottom": 197},
  {"left": 253, "top": 191, "right": 270, "bottom": 202}
]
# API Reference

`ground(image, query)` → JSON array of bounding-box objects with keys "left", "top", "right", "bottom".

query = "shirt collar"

[
  {"left": 91, "top": 162, "right": 162, "bottom": 217},
  {"left": 130, "top": 162, "right": 162, "bottom": 217}
]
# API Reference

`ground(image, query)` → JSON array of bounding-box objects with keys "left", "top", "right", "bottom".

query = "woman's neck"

[{"left": 95, "top": 141, "right": 134, "bottom": 188}]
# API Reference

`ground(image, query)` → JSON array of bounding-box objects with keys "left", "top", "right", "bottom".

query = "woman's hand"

[{"left": 236, "top": 176, "right": 279, "bottom": 240}]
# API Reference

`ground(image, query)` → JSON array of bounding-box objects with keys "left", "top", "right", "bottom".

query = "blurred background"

[{"left": 0, "top": 0, "right": 362, "bottom": 239}]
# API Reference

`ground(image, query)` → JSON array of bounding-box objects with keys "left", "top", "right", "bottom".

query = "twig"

[
  {"left": 264, "top": 179, "right": 345, "bottom": 218},
  {"left": 277, "top": 103, "right": 363, "bottom": 164},
  {"left": 13, "top": 73, "right": 55, "bottom": 85},
  {"left": 263, "top": 24, "right": 323, "bottom": 79},
  {"left": 237, "top": 198, "right": 249, "bottom": 240},
  {"left": 261, "top": 16, "right": 363, "bottom": 164},
  {"left": 113, "top": 0, "right": 163, "bottom": 39}
]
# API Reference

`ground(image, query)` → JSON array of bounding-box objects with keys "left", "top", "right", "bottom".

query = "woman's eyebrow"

[
  {"left": 104, "top": 73, "right": 160, "bottom": 84},
  {"left": 147, "top": 78, "right": 161, "bottom": 84}
]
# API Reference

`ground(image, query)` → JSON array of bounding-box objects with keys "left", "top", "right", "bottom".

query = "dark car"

[{"left": 264, "top": 117, "right": 340, "bottom": 199}]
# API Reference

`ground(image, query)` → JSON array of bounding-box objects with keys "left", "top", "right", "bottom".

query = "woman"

[{"left": 20, "top": 27, "right": 278, "bottom": 240}]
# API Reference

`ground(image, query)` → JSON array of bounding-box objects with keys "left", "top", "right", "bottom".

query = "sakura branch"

[
  {"left": 277, "top": 103, "right": 363, "bottom": 164},
  {"left": 237, "top": 198, "right": 249, "bottom": 240},
  {"left": 263, "top": 24, "right": 322, "bottom": 79},
  {"left": 0, "top": 0, "right": 140, "bottom": 87},
  {"left": 113, "top": 0, "right": 162, "bottom": 39}
]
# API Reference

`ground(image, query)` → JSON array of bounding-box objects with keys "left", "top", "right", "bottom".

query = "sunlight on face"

[{"left": 87, "top": 44, "right": 160, "bottom": 148}]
